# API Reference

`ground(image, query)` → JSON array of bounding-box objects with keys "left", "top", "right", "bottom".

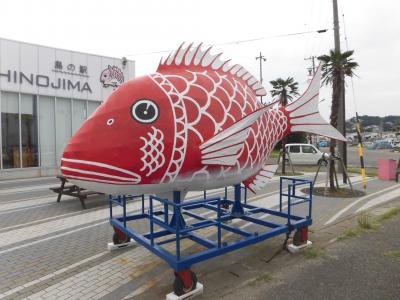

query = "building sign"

[
  {"left": 52, "top": 60, "right": 89, "bottom": 77},
  {"left": 0, "top": 38, "right": 135, "bottom": 101},
  {"left": 100, "top": 65, "right": 124, "bottom": 88},
  {"left": 0, "top": 69, "right": 92, "bottom": 93}
]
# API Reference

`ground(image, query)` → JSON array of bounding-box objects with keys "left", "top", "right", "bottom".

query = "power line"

[
  {"left": 298, "top": 0, "right": 315, "bottom": 77},
  {"left": 124, "top": 28, "right": 331, "bottom": 57},
  {"left": 340, "top": 2, "right": 365, "bottom": 188},
  {"left": 340, "top": 3, "right": 358, "bottom": 115}
]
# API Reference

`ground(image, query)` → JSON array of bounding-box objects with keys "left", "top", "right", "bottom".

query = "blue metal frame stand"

[
  {"left": 169, "top": 191, "right": 186, "bottom": 229},
  {"left": 109, "top": 177, "right": 312, "bottom": 272},
  {"left": 231, "top": 184, "right": 244, "bottom": 216}
]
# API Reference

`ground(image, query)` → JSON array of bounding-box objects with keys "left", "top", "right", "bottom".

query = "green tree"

[
  {"left": 270, "top": 77, "right": 299, "bottom": 174},
  {"left": 318, "top": 49, "right": 358, "bottom": 189},
  {"left": 394, "top": 122, "right": 400, "bottom": 133},
  {"left": 270, "top": 77, "right": 299, "bottom": 105}
]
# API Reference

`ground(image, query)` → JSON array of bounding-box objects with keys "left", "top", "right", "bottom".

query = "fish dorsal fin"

[{"left": 157, "top": 42, "right": 267, "bottom": 96}]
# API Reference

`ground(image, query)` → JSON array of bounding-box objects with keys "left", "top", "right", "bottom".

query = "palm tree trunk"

[
  {"left": 339, "top": 70, "right": 347, "bottom": 184},
  {"left": 281, "top": 90, "right": 287, "bottom": 174},
  {"left": 329, "top": 72, "right": 341, "bottom": 190}
]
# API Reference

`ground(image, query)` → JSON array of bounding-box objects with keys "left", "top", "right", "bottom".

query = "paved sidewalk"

[{"left": 0, "top": 175, "right": 399, "bottom": 299}]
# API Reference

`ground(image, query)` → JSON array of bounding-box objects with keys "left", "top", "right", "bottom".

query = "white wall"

[
  {"left": 0, "top": 37, "right": 135, "bottom": 179},
  {"left": 0, "top": 38, "right": 135, "bottom": 102}
]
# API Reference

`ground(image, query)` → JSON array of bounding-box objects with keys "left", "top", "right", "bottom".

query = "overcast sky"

[{"left": 0, "top": 0, "right": 399, "bottom": 119}]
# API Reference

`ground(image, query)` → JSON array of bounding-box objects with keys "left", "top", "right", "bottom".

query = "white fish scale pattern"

[
  {"left": 239, "top": 109, "right": 286, "bottom": 175},
  {"left": 153, "top": 69, "right": 288, "bottom": 181},
  {"left": 140, "top": 126, "right": 165, "bottom": 176},
  {"left": 188, "top": 70, "right": 258, "bottom": 129},
  {"left": 195, "top": 71, "right": 285, "bottom": 176},
  {"left": 149, "top": 73, "right": 188, "bottom": 183},
  {"left": 188, "top": 71, "right": 228, "bottom": 136},
  {"left": 233, "top": 79, "right": 256, "bottom": 117}
]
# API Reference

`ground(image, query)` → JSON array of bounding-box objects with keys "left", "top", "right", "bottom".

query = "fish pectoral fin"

[
  {"left": 243, "top": 164, "right": 279, "bottom": 193},
  {"left": 200, "top": 129, "right": 249, "bottom": 166},
  {"left": 200, "top": 102, "right": 276, "bottom": 166}
]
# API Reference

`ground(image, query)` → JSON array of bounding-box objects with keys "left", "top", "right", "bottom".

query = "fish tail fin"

[{"left": 285, "top": 65, "right": 346, "bottom": 142}]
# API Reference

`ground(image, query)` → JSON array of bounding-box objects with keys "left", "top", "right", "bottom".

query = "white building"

[{"left": 0, "top": 37, "right": 135, "bottom": 179}]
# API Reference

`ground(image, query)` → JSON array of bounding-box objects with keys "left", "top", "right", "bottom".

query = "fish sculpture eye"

[{"left": 131, "top": 99, "right": 159, "bottom": 124}]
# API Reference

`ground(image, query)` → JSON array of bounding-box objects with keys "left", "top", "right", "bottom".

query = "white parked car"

[{"left": 284, "top": 143, "right": 328, "bottom": 165}]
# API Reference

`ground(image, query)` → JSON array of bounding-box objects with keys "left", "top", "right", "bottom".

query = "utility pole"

[
  {"left": 255, "top": 52, "right": 267, "bottom": 103},
  {"left": 332, "top": 0, "right": 347, "bottom": 183},
  {"left": 305, "top": 56, "right": 317, "bottom": 144},
  {"left": 305, "top": 56, "right": 317, "bottom": 78}
]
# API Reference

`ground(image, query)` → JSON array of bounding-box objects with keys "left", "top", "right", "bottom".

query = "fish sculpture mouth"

[{"left": 61, "top": 158, "right": 141, "bottom": 185}]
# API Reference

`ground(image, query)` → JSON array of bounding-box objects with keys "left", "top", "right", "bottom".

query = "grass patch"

[
  {"left": 337, "top": 227, "right": 364, "bottom": 241},
  {"left": 337, "top": 214, "right": 379, "bottom": 241},
  {"left": 378, "top": 207, "right": 400, "bottom": 222},
  {"left": 270, "top": 150, "right": 280, "bottom": 159},
  {"left": 337, "top": 208, "right": 399, "bottom": 243},
  {"left": 357, "top": 213, "right": 379, "bottom": 230},
  {"left": 302, "top": 247, "right": 325, "bottom": 259},
  {"left": 249, "top": 272, "right": 273, "bottom": 286},
  {"left": 384, "top": 250, "right": 400, "bottom": 259}
]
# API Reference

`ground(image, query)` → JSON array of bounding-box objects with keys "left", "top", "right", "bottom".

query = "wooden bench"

[{"left": 50, "top": 175, "right": 104, "bottom": 209}]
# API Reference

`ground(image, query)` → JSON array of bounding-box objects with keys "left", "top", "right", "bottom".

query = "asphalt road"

[
  {"left": 223, "top": 209, "right": 400, "bottom": 300},
  {"left": 320, "top": 147, "right": 400, "bottom": 168}
]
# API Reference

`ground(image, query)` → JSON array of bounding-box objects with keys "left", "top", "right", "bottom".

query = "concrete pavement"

[{"left": 0, "top": 174, "right": 399, "bottom": 299}]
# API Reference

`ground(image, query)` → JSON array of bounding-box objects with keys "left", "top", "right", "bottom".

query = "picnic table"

[{"left": 50, "top": 175, "right": 104, "bottom": 209}]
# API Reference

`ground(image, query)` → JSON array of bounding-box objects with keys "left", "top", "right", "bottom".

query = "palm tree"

[
  {"left": 270, "top": 77, "right": 299, "bottom": 174},
  {"left": 318, "top": 49, "right": 358, "bottom": 189},
  {"left": 270, "top": 77, "right": 299, "bottom": 106}
]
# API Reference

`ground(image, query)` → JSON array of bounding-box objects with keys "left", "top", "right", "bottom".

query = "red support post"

[
  {"left": 113, "top": 227, "right": 127, "bottom": 241},
  {"left": 300, "top": 227, "right": 308, "bottom": 243},
  {"left": 174, "top": 269, "right": 193, "bottom": 289}
]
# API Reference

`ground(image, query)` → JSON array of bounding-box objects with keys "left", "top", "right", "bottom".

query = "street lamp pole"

[
  {"left": 305, "top": 56, "right": 317, "bottom": 144},
  {"left": 255, "top": 52, "right": 267, "bottom": 103}
]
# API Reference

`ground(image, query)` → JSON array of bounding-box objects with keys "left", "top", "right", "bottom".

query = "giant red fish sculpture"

[{"left": 61, "top": 43, "right": 345, "bottom": 196}]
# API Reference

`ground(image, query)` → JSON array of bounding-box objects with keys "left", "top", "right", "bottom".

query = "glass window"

[
  {"left": 87, "top": 101, "right": 101, "bottom": 118},
  {"left": 302, "top": 146, "right": 317, "bottom": 154},
  {"left": 72, "top": 99, "right": 87, "bottom": 134},
  {"left": 289, "top": 145, "right": 300, "bottom": 153},
  {"left": 1, "top": 92, "right": 20, "bottom": 169},
  {"left": 21, "top": 94, "right": 39, "bottom": 167},
  {"left": 39, "top": 96, "right": 56, "bottom": 167},
  {"left": 56, "top": 98, "right": 72, "bottom": 165}
]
